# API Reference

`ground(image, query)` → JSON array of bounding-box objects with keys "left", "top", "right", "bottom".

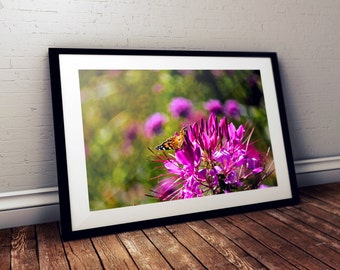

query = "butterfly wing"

[
  {"left": 155, "top": 127, "right": 186, "bottom": 151},
  {"left": 155, "top": 136, "right": 175, "bottom": 150}
]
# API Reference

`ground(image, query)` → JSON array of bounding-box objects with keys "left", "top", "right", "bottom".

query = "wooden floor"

[{"left": 0, "top": 183, "right": 339, "bottom": 269}]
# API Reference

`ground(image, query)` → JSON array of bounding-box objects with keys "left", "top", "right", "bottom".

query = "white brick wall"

[{"left": 1, "top": 0, "right": 340, "bottom": 194}]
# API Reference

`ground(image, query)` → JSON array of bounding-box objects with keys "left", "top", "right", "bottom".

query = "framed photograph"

[{"left": 49, "top": 49, "right": 298, "bottom": 240}]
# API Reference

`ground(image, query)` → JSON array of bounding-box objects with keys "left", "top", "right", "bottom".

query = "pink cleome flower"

[{"left": 152, "top": 113, "right": 270, "bottom": 201}]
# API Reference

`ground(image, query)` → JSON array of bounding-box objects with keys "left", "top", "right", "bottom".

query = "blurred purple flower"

[
  {"left": 107, "top": 70, "right": 123, "bottom": 77},
  {"left": 122, "top": 123, "right": 140, "bottom": 155},
  {"left": 248, "top": 74, "right": 259, "bottom": 86},
  {"left": 169, "top": 97, "right": 193, "bottom": 119},
  {"left": 204, "top": 99, "right": 223, "bottom": 115},
  {"left": 224, "top": 99, "right": 241, "bottom": 119},
  {"left": 152, "top": 83, "right": 164, "bottom": 93},
  {"left": 144, "top": 113, "right": 167, "bottom": 138},
  {"left": 125, "top": 123, "right": 139, "bottom": 142},
  {"left": 177, "top": 70, "right": 192, "bottom": 76},
  {"left": 211, "top": 70, "right": 223, "bottom": 77},
  {"left": 151, "top": 113, "right": 271, "bottom": 200}
]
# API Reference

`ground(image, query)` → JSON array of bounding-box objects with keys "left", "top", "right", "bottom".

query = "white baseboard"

[
  {"left": 0, "top": 187, "right": 60, "bottom": 229},
  {"left": 0, "top": 156, "right": 339, "bottom": 229},
  {"left": 294, "top": 156, "right": 340, "bottom": 187},
  {"left": 0, "top": 204, "right": 60, "bottom": 229},
  {"left": 294, "top": 156, "right": 340, "bottom": 175},
  {"left": 0, "top": 187, "right": 59, "bottom": 211}
]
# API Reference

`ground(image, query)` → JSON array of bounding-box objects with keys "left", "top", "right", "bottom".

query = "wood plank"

[
  {"left": 11, "top": 226, "right": 39, "bottom": 270},
  {"left": 301, "top": 182, "right": 340, "bottom": 200},
  {"left": 318, "top": 182, "right": 340, "bottom": 198},
  {"left": 118, "top": 230, "right": 172, "bottom": 269},
  {"left": 299, "top": 190, "right": 340, "bottom": 215},
  {"left": 143, "top": 226, "right": 205, "bottom": 269},
  {"left": 280, "top": 205, "right": 340, "bottom": 242},
  {"left": 301, "top": 190, "right": 340, "bottom": 209},
  {"left": 36, "top": 223, "right": 69, "bottom": 269},
  {"left": 91, "top": 234, "right": 138, "bottom": 270},
  {"left": 63, "top": 238, "right": 102, "bottom": 269},
  {"left": 187, "top": 220, "right": 265, "bottom": 269},
  {"left": 229, "top": 213, "right": 330, "bottom": 269},
  {"left": 245, "top": 211, "right": 340, "bottom": 269},
  {"left": 267, "top": 208, "right": 340, "bottom": 252},
  {"left": 166, "top": 222, "right": 238, "bottom": 269},
  {"left": 207, "top": 216, "right": 298, "bottom": 269},
  {"left": 298, "top": 198, "right": 340, "bottom": 225},
  {"left": 0, "top": 228, "right": 11, "bottom": 270}
]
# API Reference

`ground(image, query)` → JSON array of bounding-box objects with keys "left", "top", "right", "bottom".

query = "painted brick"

[{"left": 0, "top": 0, "right": 340, "bottom": 195}]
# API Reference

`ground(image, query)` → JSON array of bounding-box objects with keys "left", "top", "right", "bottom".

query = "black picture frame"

[{"left": 49, "top": 48, "right": 298, "bottom": 240}]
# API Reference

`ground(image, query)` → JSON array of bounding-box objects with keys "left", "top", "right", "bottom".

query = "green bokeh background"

[{"left": 79, "top": 69, "right": 275, "bottom": 211}]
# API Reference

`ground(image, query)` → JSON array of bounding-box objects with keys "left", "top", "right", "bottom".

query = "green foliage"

[{"left": 79, "top": 69, "right": 274, "bottom": 210}]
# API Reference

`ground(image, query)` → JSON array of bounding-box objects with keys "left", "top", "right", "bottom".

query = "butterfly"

[{"left": 155, "top": 127, "right": 186, "bottom": 151}]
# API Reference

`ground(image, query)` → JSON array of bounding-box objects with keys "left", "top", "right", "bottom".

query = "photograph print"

[{"left": 79, "top": 68, "right": 276, "bottom": 210}]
